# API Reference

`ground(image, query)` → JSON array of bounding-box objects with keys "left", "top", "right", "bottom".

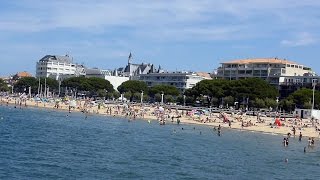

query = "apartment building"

[
  {"left": 36, "top": 55, "right": 85, "bottom": 80},
  {"left": 139, "top": 71, "right": 212, "bottom": 91},
  {"left": 216, "top": 58, "right": 313, "bottom": 85}
]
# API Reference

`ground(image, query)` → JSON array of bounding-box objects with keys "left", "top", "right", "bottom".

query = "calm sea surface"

[{"left": 0, "top": 105, "right": 319, "bottom": 180}]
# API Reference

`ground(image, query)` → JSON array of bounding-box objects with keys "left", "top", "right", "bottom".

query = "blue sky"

[{"left": 0, "top": 0, "right": 319, "bottom": 76}]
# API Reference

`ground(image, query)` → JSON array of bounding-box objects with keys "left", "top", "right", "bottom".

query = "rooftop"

[
  {"left": 15, "top": 71, "right": 32, "bottom": 78},
  {"left": 39, "top": 55, "right": 73, "bottom": 64},
  {"left": 196, "top": 72, "right": 212, "bottom": 79},
  {"left": 222, "top": 58, "right": 298, "bottom": 65}
]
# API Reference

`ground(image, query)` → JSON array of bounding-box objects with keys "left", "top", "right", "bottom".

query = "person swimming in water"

[
  {"left": 283, "top": 138, "right": 287, "bottom": 147},
  {"left": 299, "top": 132, "right": 302, "bottom": 141}
]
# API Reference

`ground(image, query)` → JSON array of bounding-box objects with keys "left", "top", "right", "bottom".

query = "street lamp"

[
  {"left": 28, "top": 86, "right": 31, "bottom": 98},
  {"left": 276, "top": 96, "right": 279, "bottom": 112},
  {"left": 58, "top": 79, "right": 61, "bottom": 97},
  {"left": 161, "top": 91, "right": 164, "bottom": 105},
  {"left": 311, "top": 79, "right": 317, "bottom": 119},
  {"left": 141, "top": 90, "right": 144, "bottom": 104}
]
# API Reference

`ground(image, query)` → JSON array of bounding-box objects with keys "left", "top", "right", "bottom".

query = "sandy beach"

[{"left": 1, "top": 96, "right": 320, "bottom": 139}]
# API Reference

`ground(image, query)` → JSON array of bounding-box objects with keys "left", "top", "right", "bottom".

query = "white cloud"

[
  {"left": 281, "top": 32, "right": 317, "bottom": 47},
  {"left": 0, "top": 0, "right": 319, "bottom": 45}
]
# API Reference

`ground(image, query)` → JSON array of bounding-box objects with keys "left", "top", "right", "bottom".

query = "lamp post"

[
  {"left": 312, "top": 79, "right": 317, "bottom": 119},
  {"left": 161, "top": 92, "right": 164, "bottom": 105},
  {"left": 276, "top": 97, "right": 279, "bottom": 118},
  {"left": 58, "top": 79, "right": 61, "bottom": 97},
  {"left": 29, "top": 86, "right": 31, "bottom": 99},
  {"left": 141, "top": 90, "right": 144, "bottom": 104}
]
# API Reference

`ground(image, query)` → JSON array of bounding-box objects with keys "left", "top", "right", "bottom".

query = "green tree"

[
  {"left": 133, "top": 92, "right": 141, "bottom": 102},
  {"left": 187, "top": 78, "right": 278, "bottom": 107},
  {"left": 124, "top": 92, "right": 132, "bottom": 100},
  {"left": 117, "top": 80, "right": 148, "bottom": 93},
  {"left": 0, "top": 79, "right": 9, "bottom": 92},
  {"left": 14, "top": 77, "right": 38, "bottom": 93},
  {"left": 97, "top": 89, "right": 107, "bottom": 98},
  {"left": 62, "top": 77, "right": 114, "bottom": 96},
  {"left": 303, "top": 101, "right": 312, "bottom": 109},
  {"left": 149, "top": 85, "right": 180, "bottom": 97},
  {"left": 117, "top": 80, "right": 148, "bottom": 101},
  {"left": 87, "top": 77, "right": 114, "bottom": 92},
  {"left": 165, "top": 95, "right": 174, "bottom": 103},
  {"left": 223, "top": 96, "right": 234, "bottom": 106},
  {"left": 253, "top": 98, "right": 266, "bottom": 109},
  {"left": 279, "top": 99, "right": 295, "bottom": 112},
  {"left": 39, "top": 77, "right": 59, "bottom": 92},
  {"left": 264, "top": 98, "right": 277, "bottom": 109},
  {"left": 155, "top": 93, "right": 162, "bottom": 103},
  {"left": 286, "top": 88, "right": 315, "bottom": 109}
]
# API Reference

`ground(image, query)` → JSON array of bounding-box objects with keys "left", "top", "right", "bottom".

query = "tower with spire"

[{"left": 128, "top": 52, "right": 132, "bottom": 65}]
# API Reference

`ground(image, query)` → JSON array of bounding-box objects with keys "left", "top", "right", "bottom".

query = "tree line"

[{"left": 2, "top": 76, "right": 320, "bottom": 112}]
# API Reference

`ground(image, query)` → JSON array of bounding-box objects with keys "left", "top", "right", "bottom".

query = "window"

[{"left": 238, "top": 70, "right": 245, "bottom": 74}]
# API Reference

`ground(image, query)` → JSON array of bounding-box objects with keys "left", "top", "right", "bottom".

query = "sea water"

[{"left": 0, "top": 106, "right": 319, "bottom": 179}]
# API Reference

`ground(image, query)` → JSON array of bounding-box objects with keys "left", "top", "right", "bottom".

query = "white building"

[
  {"left": 85, "top": 68, "right": 129, "bottom": 90},
  {"left": 215, "top": 58, "right": 314, "bottom": 85},
  {"left": 36, "top": 55, "right": 85, "bottom": 80},
  {"left": 139, "top": 71, "right": 212, "bottom": 91}
]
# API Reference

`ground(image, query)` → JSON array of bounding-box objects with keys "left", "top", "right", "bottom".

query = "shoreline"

[{"left": 1, "top": 97, "right": 320, "bottom": 139}]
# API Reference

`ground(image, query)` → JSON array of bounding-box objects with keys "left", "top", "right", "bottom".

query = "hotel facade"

[
  {"left": 138, "top": 72, "right": 212, "bottom": 92},
  {"left": 215, "top": 58, "right": 314, "bottom": 85},
  {"left": 36, "top": 55, "right": 85, "bottom": 80}
]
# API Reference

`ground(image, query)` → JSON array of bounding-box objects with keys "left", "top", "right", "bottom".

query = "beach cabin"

[{"left": 294, "top": 108, "right": 320, "bottom": 119}]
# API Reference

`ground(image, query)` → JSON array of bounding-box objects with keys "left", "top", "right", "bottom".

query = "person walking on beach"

[
  {"left": 299, "top": 132, "right": 302, "bottom": 141},
  {"left": 292, "top": 127, "right": 296, "bottom": 136},
  {"left": 228, "top": 120, "right": 231, "bottom": 128}
]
